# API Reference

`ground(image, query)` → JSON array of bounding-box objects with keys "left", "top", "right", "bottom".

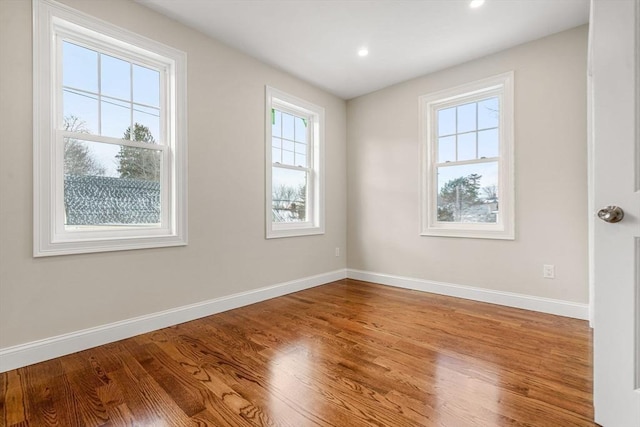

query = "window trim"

[
  {"left": 265, "top": 86, "right": 325, "bottom": 239},
  {"left": 33, "top": 0, "right": 188, "bottom": 257},
  {"left": 419, "top": 72, "right": 515, "bottom": 240}
]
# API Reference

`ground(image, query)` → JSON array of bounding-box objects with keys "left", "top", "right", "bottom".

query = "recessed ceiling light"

[
  {"left": 358, "top": 48, "right": 369, "bottom": 57},
  {"left": 470, "top": 0, "right": 485, "bottom": 8}
]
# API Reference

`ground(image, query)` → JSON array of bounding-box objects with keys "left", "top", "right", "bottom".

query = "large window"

[
  {"left": 420, "top": 72, "right": 514, "bottom": 239},
  {"left": 33, "top": 0, "right": 187, "bottom": 256},
  {"left": 265, "top": 87, "right": 324, "bottom": 238}
]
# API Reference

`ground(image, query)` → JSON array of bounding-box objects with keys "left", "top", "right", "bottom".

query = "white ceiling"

[{"left": 137, "top": 0, "right": 590, "bottom": 100}]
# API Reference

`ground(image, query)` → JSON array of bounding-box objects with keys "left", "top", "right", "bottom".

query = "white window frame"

[
  {"left": 33, "top": 0, "right": 187, "bottom": 256},
  {"left": 419, "top": 72, "right": 515, "bottom": 240},
  {"left": 265, "top": 86, "right": 325, "bottom": 239}
]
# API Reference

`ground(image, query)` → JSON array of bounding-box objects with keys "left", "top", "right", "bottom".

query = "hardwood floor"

[{"left": 1, "top": 279, "right": 595, "bottom": 426}]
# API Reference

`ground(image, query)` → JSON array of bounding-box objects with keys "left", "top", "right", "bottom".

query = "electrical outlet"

[
  {"left": 335, "top": 247, "right": 340, "bottom": 257},
  {"left": 543, "top": 264, "right": 555, "bottom": 279}
]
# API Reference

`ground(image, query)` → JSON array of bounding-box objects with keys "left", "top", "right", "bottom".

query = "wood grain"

[{"left": 0, "top": 279, "right": 596, "bottom": 426}]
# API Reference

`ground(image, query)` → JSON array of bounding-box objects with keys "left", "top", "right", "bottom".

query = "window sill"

[
  {"left": 266, "top": 225, "right": 325, "bottom": 239},
  {"left": 34, "top": 234, "right": 187, "bottom": 257},
  {"left": 421, "top": 226, "right": 514, "bottom": 240}
]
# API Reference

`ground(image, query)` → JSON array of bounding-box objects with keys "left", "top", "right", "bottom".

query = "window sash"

[
  {"left": 59, "top": 130, "right": 169, "bottom": 152},
  {"left": 54, "top": 135, "right": 171, "bottom": 237},
  {"left": 271, "top": 163, "right": 314, "bottom": 227},
  {"left": 56, "top": 35, "right": 168, "bottom": 146},
  {"left": 432, "top": 160, "right": 500, "bottom": 225},
  {"left": 434, "top": 156, "right": 499, "bottom": 168},
  {"left": 271, "top": 105, "right": 312, "bottom": 168}
]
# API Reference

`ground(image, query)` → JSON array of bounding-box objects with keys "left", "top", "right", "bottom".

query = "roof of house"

[{"left": 64, "top": 175, "right": 160, "bottom": 225}]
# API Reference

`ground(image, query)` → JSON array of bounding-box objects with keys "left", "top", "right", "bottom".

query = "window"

[
  {"left": 265, "top": 87, "right": 324, "bottom": 238},
  {"left": 420, "top": 72, "right": 514, "bottom": 239},
  {"left": 33, "top": 0, "right": 187, "bottom": 256}
]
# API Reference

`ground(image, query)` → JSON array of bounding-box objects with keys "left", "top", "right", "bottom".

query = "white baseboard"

[
  {"left": 1, "top": 268, "right": 589, "bottom": 373},
  {"left": 0, "top": 269, "right": 347, "bottom": 373},
  {"left": 347, "top": 269, "right": 589, "bottom": 320}
]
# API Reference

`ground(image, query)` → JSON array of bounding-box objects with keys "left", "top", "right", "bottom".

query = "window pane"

[
  {"left": 438, "top": 136, "right": 455, "bottom": 163},
  {"left": 64, "top": 138, "right": 162, "bottom": 227},
  {"left": 295, "top": 141, "right": 307, "bottom": 166},
  {"left": 63, "top": 90, "right": 99, "bottom": 134},
  {"left": 272, "top": 110, "right": 282, "bottom": 138},
  {"left": 63, "top": 42, "right": 98, "bottom": 93},
  {"left": 272, "top": 147, "right": 282, "bottom": 163},
  {"left": 282, "top": 139, "right": 295, "bottom": 165},
  {"left": 133, "top": 105, "right": 161, "bottom": 143},
  {"left": 101, "top": 98, "right": 131, "bottom": 139},
  {"left": 282, "top": 112, "right": 295, "bottom": 140},
  {"left": 282, "top": 138, "right": 294, "bottom": 153},
  {"left": 101, "top": 54, "right": 131, "bottom": 101},
  {"left": 478, "top": 97, "right": 499, "bottom": 130},
  {"left": 272, "top": 167, "right": 307, "bottom": 223},
  {"left": 115, "top": 143, "right": 162, "bottom": 182},
  {"left": 294, "top": 116, "right": 307, "bottom": 143},
  {"left": 124, "top": 123, "right": 159, "bottom": 146},
  {"left": 295, "top": 154, "right": 306, "bottom": 167},
  {"left": 436, "top": 161, "right": 498, "bottom": 223},
  {"left": 282, "top": 149, "right": 294, "bottom": 165},
  {"left": 64, "top": 137, "right": 114, "bottom": 177},
  {"left": 295, "top": 142, "right": 307, "bottom": 157},
  {"left": 478, "top": 128, "right": 499, "bottom": 158},
  {"left": 438, "top": 107, "right": 456, "bottom": 136},
  {"left": 457, "top": 132, "right": 476, "bottom": 161},
  {"left": 457, "top": 102, "right": 477, "bottom": 133},
  {"left": 133, "top": 64, "right": 160, "bottom": 107}
]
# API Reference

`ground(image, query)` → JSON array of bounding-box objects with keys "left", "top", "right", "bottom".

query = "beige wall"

[
  {"left": 0, "top": 0, "right": 588, "bottom": 352},
  {"left": 0, "top": 0, "right": 347, "bottom": 349},
  {"left": 347, "top": 26, "right": 588, "bottom": 303}
]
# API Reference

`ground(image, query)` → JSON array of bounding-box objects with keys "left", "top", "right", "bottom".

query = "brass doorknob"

[{"left": 597, "top": 206, "right": 624, "bottom": 223}]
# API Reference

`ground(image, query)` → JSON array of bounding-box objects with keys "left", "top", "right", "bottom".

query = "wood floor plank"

[
  {"left": 1, "top": 279, "right": 596, "bottom": 426},
  {"left": 1, "top": 370, "right": 27, "bottom": 427},
  {"left": 58, "top": 353, "right": 112, "bottom": 426},
  {"left": 19, "top": 360, "right": 84, "bottom": 426}
]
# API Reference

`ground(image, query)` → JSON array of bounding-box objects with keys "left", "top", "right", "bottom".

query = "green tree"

[
  {"left": 116, "top": 123, "right": 160, "bottom": 181},
  {"left": 438, "top": 174, "right": 482, "bottom": 222},
  {"left": 63, "top": 115, "right": 105, "bottom": 176}
]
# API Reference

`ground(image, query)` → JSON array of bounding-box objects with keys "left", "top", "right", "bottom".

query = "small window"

[
  {"left": 266, "top": 87, "right": 324, "bottom": 238},
  {"left": 420, "top": 72, "right": 514, "bottom": 239},
  {"left": 33, "top": 0, "right": 187, "bottom": 256}
]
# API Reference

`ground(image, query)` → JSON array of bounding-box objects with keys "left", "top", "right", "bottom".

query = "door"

[{"left": 591, "top": 0, "right": 640, "bottom": 425}]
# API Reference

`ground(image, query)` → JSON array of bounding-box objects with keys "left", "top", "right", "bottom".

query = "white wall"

[
  {"left": 347, "top": 26, "right": 589, "bottom": 304},
  {"left": 0, "top": 0, "right": 347, "bottom": 350}
]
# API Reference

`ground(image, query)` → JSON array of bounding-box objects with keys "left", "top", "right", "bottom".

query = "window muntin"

[
  {"left": 34, "top": 0, "right": 187, "bottom": 256},
  {"left": 420, "top": 72, "right": 514, "bottom": 239},
  {"left": 265, "top": 87, "right": 324, "bottom": 238}
]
